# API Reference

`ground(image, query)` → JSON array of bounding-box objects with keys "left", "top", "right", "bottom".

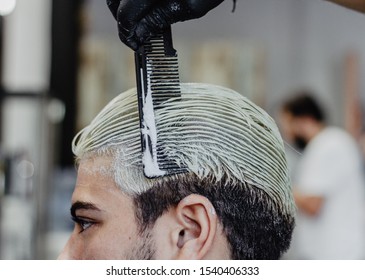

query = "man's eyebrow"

[{"left": 70, "top": 201, "right": 100, "bottom": 218}]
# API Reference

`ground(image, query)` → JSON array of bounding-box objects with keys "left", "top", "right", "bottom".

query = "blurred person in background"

[
  {"left": 279, "top": 91, "right": 365, "bottom": 259},
  {"left": 106, "top": 0, "right": 364, "bottom": 50}
]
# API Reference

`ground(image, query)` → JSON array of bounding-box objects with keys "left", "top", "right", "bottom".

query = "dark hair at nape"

[
  {"left": 282, "top": 90, "right": 325, "bottom": 122},
  {"left": 133, "top": 174, "right": 294, "bottom": 260}
]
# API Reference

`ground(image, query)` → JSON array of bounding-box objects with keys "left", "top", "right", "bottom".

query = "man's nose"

[{"left": 57, "top": 237, "right": 76, "bottom": 259}]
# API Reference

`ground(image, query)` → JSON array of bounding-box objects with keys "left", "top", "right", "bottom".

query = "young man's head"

[
  {"left": 58, "top": 83, "right": 295, "bottom": 260},
  {"left": 280, "top": 91, "right": 326, "bottom": 150}
]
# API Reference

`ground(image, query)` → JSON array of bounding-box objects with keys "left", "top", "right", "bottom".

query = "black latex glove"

[{"left": 107, "top": 0, "right": 226, "bottom": 50}]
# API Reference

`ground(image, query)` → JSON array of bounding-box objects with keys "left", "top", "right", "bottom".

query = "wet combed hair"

[
  {"left": 73, "top": 83, "right": 295, "bottom": 259},
  {"left": 282, "top": 90, "right": 325, "bottom": 122}
]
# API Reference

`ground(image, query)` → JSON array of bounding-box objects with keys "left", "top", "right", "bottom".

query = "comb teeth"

[
  {"left": 135, "top": 28, "right": 187, "bottom": 178},
  {"left": 144, "top": 37, "right": 181, "bottom": 108}
]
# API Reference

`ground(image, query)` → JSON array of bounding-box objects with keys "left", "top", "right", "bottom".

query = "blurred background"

[{"left": 0, "top": 0, "right": 365, "bottom": 259}]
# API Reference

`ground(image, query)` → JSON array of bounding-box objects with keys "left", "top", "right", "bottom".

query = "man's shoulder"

[
  {"left": 316, "top": 126, "right": 354, "bottom": 146},
  {"left": 309, "top": 126, "right": 360, "bottom": 161}
]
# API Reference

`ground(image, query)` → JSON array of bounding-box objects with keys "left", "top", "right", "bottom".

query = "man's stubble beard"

[{"left": 125, "top": 228, "right": 156, "bottom": 260}]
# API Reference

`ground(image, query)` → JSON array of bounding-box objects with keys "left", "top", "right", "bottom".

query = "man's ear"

[{"left": 173, "top": 194, "right": 218, "bottom": 259}]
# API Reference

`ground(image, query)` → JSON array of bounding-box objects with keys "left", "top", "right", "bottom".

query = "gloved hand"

[{"left": 107, "top": 0, "right": 226, "bottom": 50}]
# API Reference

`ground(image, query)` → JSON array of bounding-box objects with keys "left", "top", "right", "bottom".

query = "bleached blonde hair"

[{"left": 73, "top": 83, "right": 295, "bottom": 215}]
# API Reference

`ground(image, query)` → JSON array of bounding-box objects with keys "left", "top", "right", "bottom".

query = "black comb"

[{"left": 135, "top": 26, "right": 186, "bottom": 178}]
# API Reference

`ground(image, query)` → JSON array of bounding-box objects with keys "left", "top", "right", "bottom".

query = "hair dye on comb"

[{"left": 139, "top": 76, "right": 165, "bottom": 177}]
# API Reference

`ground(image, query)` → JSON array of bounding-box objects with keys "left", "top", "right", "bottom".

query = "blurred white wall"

[
  {"left": 1, "top": 0, "right": 51, "bottom": 165},
  {"left": 0, "top": 0, "right": 52, "bottom": 259},
  {"left": 2, "top": 0, "right": 51, "bottom": 92}
]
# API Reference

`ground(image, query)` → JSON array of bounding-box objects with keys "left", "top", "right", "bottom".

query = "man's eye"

[{"left": 72, "top": 217, "right": 94, "bottom": 233}]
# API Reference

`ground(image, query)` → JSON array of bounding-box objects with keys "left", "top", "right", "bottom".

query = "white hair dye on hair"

[{"left": 73, "top": 83, "right": 294, "bottom": 214}]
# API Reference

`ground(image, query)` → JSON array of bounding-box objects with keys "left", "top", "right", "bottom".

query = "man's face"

[
  {"left": 278, "top": 111, "right": 295, "bottom": 142},
  {"left": 58, "top": 157, "right": 155, "bottom": 259},
  {"left": 279, "top": 111, "right": 308, "bottom": 150}
]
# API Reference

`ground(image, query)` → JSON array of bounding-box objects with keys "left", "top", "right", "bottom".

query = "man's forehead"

[
  {"left": 77, "top": 156, "right": 114, "bottom": 175},
  {"left": 71, "top": 157, "right": 136, "bottom": 221},
  {"left": 72, "top": 156, "right": 121, "bottom": 202}
]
